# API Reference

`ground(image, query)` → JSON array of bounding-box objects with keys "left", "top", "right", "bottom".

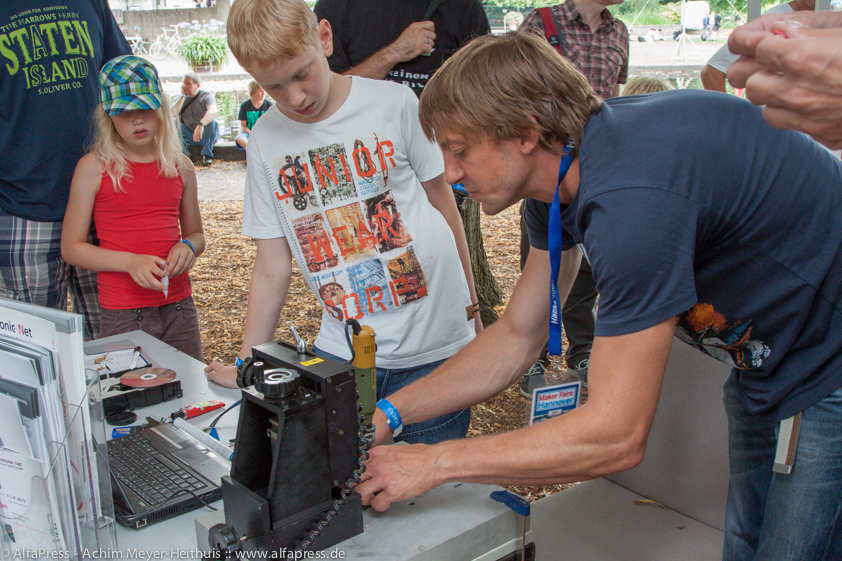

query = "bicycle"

[
  {"left": 150, "top": 24, "right": 187, "bottom": 60},
  {"left": 125, "top": 26, "right": 149, "bottom": 55},
  {"left": 129, "top": 36, "right": 149, "bottom": 55}
]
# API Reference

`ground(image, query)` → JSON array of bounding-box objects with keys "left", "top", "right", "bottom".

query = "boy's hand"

[
  {"left": 125, "top": 254, "right": 167, "bottom": 291},
  {"left": 166, "top": 241, "right": 196, "bottom": 278},
  {"left": 204, "top": 361, "right": 239, "bottom": 389},
  {"left": 391, "top": 21, "right": 436, "bottom": 62}
]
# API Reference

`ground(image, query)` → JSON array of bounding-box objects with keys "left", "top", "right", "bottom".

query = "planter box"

[{"left": 191, "top": 60, "right": 220, "bottom": 74}]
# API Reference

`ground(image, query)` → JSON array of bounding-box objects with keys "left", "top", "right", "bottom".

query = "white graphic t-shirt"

[{"left": 243, "top": 77, "right": 474, "bottom": 368}]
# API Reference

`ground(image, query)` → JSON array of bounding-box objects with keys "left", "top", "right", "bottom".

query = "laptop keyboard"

[{"left": 108, "top": 433, "right": 208, "bottom": 507}]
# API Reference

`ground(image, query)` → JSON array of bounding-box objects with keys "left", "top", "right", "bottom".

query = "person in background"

[
  {"left": 517, "top": 0, "right": 629, "bottom": 397},
  {"left": 173, "top": 73, "right": 220, "bottom": 166},
  {"left": 62, "top": 56, "right": 205, "bottom": 361},
  {"left": 235, "top": 80, "right": 274, "bottom": 151},
  {"left": 622, "top": 74, "right": 673, "bottom": 96},
  {"left": 313, "top": 0, "right": 490, "bottom": 98},
  {"left": 0, "top": 1, "right": 131, "bottom": 340},
  {"left": 700, "top": 0, "right": 815, "bottom": 94}
]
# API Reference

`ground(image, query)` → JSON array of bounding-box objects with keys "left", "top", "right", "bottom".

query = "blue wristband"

[
  {"left": 376, "top": 398, "right": 403, "bottom": 437},
  {"left": 235, "top": 357, "right": 244, "bottom": 368},
  {"left": 180, "top": 239, "right": 195, "bottom": 254}
]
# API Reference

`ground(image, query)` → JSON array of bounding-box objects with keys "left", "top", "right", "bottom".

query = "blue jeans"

[
  {"left": 180, "top": 121, "right": 219, "bottom": 157},
  {"left": 723, "top": 372, "right": 842, "bottom": 560},
  {"left": 312, "top": 346, "right": 470, "bottom": 445}
]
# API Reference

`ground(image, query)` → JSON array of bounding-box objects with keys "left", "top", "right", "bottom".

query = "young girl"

[{"left": 62, "top": 55, "right": 205, "bottom": 361}]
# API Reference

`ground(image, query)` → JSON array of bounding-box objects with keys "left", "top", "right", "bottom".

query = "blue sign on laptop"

[{"left": 530, "top": 381, "right": 581, "bottom": 425}]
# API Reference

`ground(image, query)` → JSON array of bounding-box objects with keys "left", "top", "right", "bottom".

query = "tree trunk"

[{"left": 456, "top": 192, "right": 503, "bottom": 326}]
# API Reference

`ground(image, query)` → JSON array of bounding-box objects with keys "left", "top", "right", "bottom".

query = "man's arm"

[
  {"left": 700, "top": 64, "right": 727, "bottom": 92},
  {"left": 193, "top": 101, "right": 219, "bottom": 143},
  {"left": 370, "top": 244, "right": 581, "bottom": 443},
  {"left": 356, "top": 314, "right": 675, "bottom": 511},
  {"left": 340, "top": 21, "right": 436, "bottom": 79},
  {"left": 727, "top": 11, "right": 842, "bottom": 148},
  {"left": 421, "top": 173, "right": 482, "bottom": 333},
  {"left": 171, "top": 95, "right": 185, "bottom": 117},
  {"left": 205, "top": 237, "right": 293, "bottom": 387}
]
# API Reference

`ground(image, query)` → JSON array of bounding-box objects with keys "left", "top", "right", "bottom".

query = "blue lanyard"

[{"left": 548, "top": 140, "right": 575, "bottom": 357}]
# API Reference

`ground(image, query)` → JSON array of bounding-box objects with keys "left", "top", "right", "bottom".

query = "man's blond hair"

[
  {"left": 227, "top": 0, "right": 320, "bottom": 70},
  {"left": 247, "top": 80, "right": 263, "bottom": 96},
  {"left": 419, "top": 32, "right": 602, "bottom": 155}
]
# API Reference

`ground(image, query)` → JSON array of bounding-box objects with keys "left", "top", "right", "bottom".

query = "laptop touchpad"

[{"left": 173, "top": 446, "right": 207, "bottom": 466}]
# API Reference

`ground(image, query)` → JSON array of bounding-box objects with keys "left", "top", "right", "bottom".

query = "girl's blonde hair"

[
  {"left": 622, "top": 75, "right": 674, "bottom": 96},
  {"left": 90, "top": 94, "right": 183, "bottom": 192}
]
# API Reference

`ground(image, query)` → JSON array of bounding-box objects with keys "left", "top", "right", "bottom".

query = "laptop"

[{"left": 108, "top": 422, "right": 231, "bottom": 529}]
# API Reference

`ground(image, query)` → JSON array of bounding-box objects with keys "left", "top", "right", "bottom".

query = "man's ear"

[
  {"left": 519, "top": 120, "right": 541, "bottom": 155},
  {"left": 318, "top": 19, "right": 334, "bottom": 57}
]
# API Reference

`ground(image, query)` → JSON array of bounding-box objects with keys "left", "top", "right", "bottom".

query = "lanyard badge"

[{"left": 547, "top": 139, "right": 576, "bottom": 370}]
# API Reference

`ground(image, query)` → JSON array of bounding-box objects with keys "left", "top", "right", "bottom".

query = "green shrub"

[{"left": 177, "top": 33, "right": 229, "bottom": 71}]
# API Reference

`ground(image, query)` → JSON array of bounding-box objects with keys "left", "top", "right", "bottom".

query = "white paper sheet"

[
  {"left": 0, "top": 393, "right": 33, "bottom": 457},
  {"left": 0, "top": 448, "right": 64, "bottom": 551}
]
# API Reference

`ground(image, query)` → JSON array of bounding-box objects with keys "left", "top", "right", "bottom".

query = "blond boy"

[
  {"left": 205, "top": 0, "right": 482, "bottom": 444},
  {"left": 235, "top": 80, "right": 273, "bottom": 150}
]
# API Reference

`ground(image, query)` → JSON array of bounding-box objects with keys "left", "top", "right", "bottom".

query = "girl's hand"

[
  {"left": 125, "top": 254, "right": 167, "bottom": 291},
  {"left": 166, "top": 241, "right": 195, "bottom": 278}
]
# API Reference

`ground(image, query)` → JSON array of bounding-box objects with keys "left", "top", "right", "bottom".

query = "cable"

[
  {"left": 343, "top": 318, "right": 361, "bottom": 364},
  {"left": 208, "top": 399, "right": 242, "bottom": 429},
  {"left": 294, "top": 399, "right": 374, "bottom": 556}
]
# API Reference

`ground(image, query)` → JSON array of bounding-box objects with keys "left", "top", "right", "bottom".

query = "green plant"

[{"left": 177, "top": 33, "right": 229, "bottom": 71}]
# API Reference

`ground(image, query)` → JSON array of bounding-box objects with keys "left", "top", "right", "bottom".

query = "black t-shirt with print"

[{"left": 238, "top": 99, "right": 273, "bottom": 130}]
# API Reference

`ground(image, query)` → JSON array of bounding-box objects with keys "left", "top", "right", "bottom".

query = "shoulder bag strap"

[
  {"left": 179, "top": 94, "right": 200, "bottom": 124},
  {"left": 537, "top": 6, "right": 563, "bottom": 55}
]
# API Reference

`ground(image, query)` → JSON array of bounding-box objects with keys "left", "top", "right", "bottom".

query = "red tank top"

[{"left": 94, "top": 161, "right": 192, "bottom": 309}]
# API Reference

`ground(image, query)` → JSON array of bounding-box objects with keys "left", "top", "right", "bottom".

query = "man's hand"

[
  {"left": 355, "top": 443, "right": 442, "bottom": 512},
  {"left": 204, "top": 362, "right": 239, "bottom": 388},
  {"left": 388, "top": 21, "right": 436, "bottom": 63},
  {"left": 727, "top": 12, "right": 842, "bottom": 149},
  {"left": 193, "top": 123, "right": 204, "bottom": 143}
]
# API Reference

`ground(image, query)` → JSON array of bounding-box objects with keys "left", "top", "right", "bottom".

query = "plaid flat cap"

[{"left": 99, "top": 55, "right": 163, "bottom": 116}]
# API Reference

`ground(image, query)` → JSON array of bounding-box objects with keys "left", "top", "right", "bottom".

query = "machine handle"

[{"left": 491, "top": 490, "right": 530, "bottom": 517}]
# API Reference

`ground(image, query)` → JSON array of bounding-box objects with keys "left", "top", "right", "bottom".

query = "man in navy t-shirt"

[
  {"left": 353, "top": 33, "right": 842, "bottom": 560},
  {"left": 0, "top": 1, "right": 130, "bottom": 338}
]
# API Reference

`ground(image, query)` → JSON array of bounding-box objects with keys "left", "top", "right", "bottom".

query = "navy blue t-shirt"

[
  {"left": 0, "top": 1, "right": 131, "bottom": 222},
  {"left": 525, "top": 89, "right": 842, "bottom": 420}
]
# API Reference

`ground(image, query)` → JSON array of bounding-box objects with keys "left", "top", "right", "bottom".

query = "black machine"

[{"left": 209, "top": 335, "right": 374, "bottom": 558}]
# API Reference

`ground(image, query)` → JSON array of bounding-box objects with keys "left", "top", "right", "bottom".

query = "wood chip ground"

[{"left": 194, "top": 197, "right": 579, "bottom": 501}]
